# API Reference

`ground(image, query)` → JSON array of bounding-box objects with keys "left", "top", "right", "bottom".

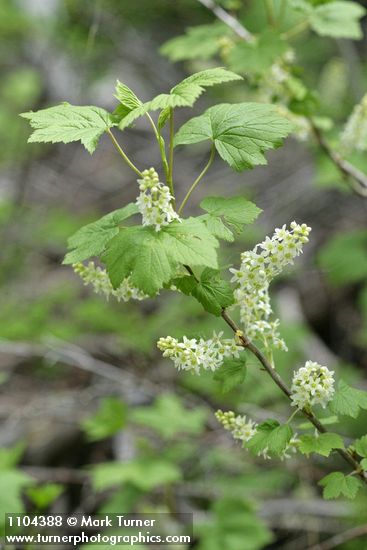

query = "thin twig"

[
  {"left": 220, "top": 309, "right": 367, "bottom": 483},
  {"left": 306, "top": 524, "right": 367, "bottom": 550},
  {"left": 196, "top": 0, "right": 253, "bottom": 41},
  {"left": 106, "top": 128, "right": 143, "bottom": 177},
  {"left": 311, "top": 123, "right": 367, "bottom": 198}
]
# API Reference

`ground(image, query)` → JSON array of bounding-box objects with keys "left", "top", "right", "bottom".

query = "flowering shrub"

[{"left": 22, "top": 60, "right": 367, "bottom": 502}]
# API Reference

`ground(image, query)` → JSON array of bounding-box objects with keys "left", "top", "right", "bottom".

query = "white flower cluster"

[
  {"left": 291, "top": 360, "right": 335, "bottom": 409},
  {"left": 136, "top": 168, "right": 180, "bottom": 231},
  {"left": 157, "top": 332, "right": 241, "bottom": 375},
  {"left": 230, "top": 222, "right": 311, "bottom": 351},
  {"left": 276, "top": 105, "right": 311, "bottom": 142},
  {"left": 340, "top": 94, "right": 367, "bottom": 153},
  {"left": 215, "top": 410, "right": 299, "bottom": 460},
  {"left": 215, "top": 410, "right": 257, "bottom": 442},
  {"left": 73, "top": 262, "right": 148, "bottom": 302}
]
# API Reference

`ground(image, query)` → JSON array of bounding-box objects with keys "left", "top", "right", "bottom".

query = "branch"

[
  {"left": 306, "top": 524, "right": 367, "bottom": 550},
  {"left": 311, "top": 123, "right": 367, "bottom": 198},
  {"left": 196, "top": 0, "right": 253, "bottom": 41},
  {"left": 220, "top": 309, "right": 367, "bottom": 483}
]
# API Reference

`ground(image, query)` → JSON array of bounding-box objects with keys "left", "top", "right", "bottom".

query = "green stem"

[
  {"left": 278, "top": 0, "right": 287, "bottom": 26},
  {"left": 178, "top": 145, "right": 216, "bottom": 215},
  {"left": 263, "top": 0, "right": 276, "bottom": 26},
  {"left": 167, "top": 108, "right": 175, "bottom": 199},
  {"left": 146, "top": 113, "right": 170, "bottom": 180},
  {"left": 282, "top": 19, "right": 309, "bottom": 40},
  {"left": 106, "top": 128, "right": 143, "bottom": 177},
  {"left": 286, "top": 408, "right": 299, "bottom": 424}
]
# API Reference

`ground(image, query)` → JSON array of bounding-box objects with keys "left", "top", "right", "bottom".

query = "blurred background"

[{"left": 0, "top": 0, "right": 367, "bottom": 548}]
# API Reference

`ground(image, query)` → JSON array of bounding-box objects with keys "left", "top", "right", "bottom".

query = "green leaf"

[
  {"left": 228, "top": 30, "right": 287, "bottom": 75},
  {"left": 200, "top": 195, "right": 262, "bottom": 241},
  {"left": 361, "top": 458, "right": 367, "bottom": 471},
  {"left": 119, "top": 68, "right": 242, "bottom": 130},
  {"left": 354, "top": 435, "right": 367, "bottom": 458},
  {"left": 63, "top": 203, "right": 139, "bottom": 264},
  {"left": 329, "top": 380, "right": 367, "bottom": 419},
  {"left": 160, "top": 22, "right": 229, "bottom": 62},
  {"left": 102, "top": 218, "right": 219, "bottom": 296},
  {"left": 26, "top": 483, "right": 63, "bottom": 510},
  {"left": 131, "top": 393, "right": 207, "bottom": 439},
  {"left": 247, "top": 420, "right": 293, "bottom": 457},
  {"left": 318, "top": 230, "right": 367, "bottom": 287},
  {"left": 174, "top": 267, "right": 234, "bottom": 316},
  {"left": 310, "top": 2, "right": 366, "bottom": 39},
  {"left": 81, "top": 397, "right": 127, "bottom": 442},
  {"left": 0, "top": 442, "right": 25, "bottom": 470},
  {"left": 114, "top": 80, "right": 142, "bottom": 120},
  {"left": 319, "top": 472, "right": 362, "bottom": 500},
  {"left": 174, "top": 103, "right": 292, "bottom": 171},
  {"left": 91, "top": 459, "right": 181, "bottom": 492},
  {"left": 214, "top": 353, "right": 247, "bottom": 392},
  {"left": 299, "top": 433, "right": 344, "bottom": 457},
  {"left": 20, "top": 104, "right": 115, "bottom": 154}
]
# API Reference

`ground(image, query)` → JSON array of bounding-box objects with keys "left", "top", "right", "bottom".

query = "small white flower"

[
  {"left": 73, "top": 262, "right": 148, "bottom": 302},
  {"left": 291, "top": 360, "right": 335, "bottom": 409},
  {"left": 136, "top": 168, "right": 180, "bottom": 231},
  {"left": 157, "top": 334, "right": 242, "bottom": 375},
  {"left": 215, "top": 410, "right": 257, "bottom": 443}
]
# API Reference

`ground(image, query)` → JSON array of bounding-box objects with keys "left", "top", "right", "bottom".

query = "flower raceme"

[
  {"left": 229, "top": 222, "right": 311, "bottom": 351},
  {"left": 291, "top": 360, "right": 335, "bottom": 409},
  {"left": 73, "top": 262, "right": 147, "bottom": 302},
  {"left": 136, "top": 168, "right": 180, "bottom": 231},
  {"left": 157, "top": 332, "right": 241, "bottom": 375}
]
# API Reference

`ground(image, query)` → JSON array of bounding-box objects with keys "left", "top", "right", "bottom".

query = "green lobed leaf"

[
  {"left": 299, "top": 433, "right": 344, "bottom": 457},
  {"left": 310, "top": 1, "right": 366, "bottom": 39},
  {"left": 247, "top": 420, "right": 293, "bottom": 457},
  {"left": 20, "top": 104, "right": 115, "bottom": 154},
  {"left": 118, "top": 68, "right": 242, "bottom": 130},
  {"left": 91, "top": 459, "right": 181, "bottom": 492},
  {"left": 26, "top": 484, "right": 63, "bottom": 510},
  {"left": 354, "top": 435, "right": 367, "bottom": 458},
  {"left": 131, "top": 394, "right": 208, "bottom": 439},
  {"left": 102, "top": 218, "right": 219, "bottom": 296},
  {"left": 114, "top": 80, "right": 142, "bottom": 120},
  {"left": 200, "top": 195, "right": 262, "bottom": 241},
  {"left": 228, "top": 30, "right": 287, "bottom": 75},
  {"left": 319, "top": 472, "right": 362, "bottom": 500},
  {"left": 173, "top": 267, "right": 234, "bottom": 316},
  {"left": 174, "top": 103, "right": 293, "bottom": 171},
  {"left": 329, "top": 380, "right": 367, "bottom": 419},
  {"left": 63, "top": 203, "right": 139, "bottom": 264},
  {"left": 160, "top": 22, "right": 229, "bottom": 62},
  {"left": 81, "top": 397, "right": 127, "bottom": 442},
  {"left": 318, "top": 230, "right": 367, "bottom": 287},
  {"left": 214, "top": 353, "right": 247, "bottom": 392}
]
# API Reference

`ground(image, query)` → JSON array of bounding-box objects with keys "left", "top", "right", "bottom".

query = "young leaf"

[
  {"left": 174, "top": 103, "right": 293, "bottom": 171},
  {"left": 81, "top": 397, "right": 127, "bottom": 442},
  {"left": 214, "top": 353, "right": 247, "bottom": 392},
  {"left": 63, "top": 203, "right": 139, "bottom": 264},
  {"left": 228, "top": 30, "right": 287, "bottom": 75},
  {"left": 131, "top": 394, "right": 208, "bottom": 439},
  {"left": 310, "top": 2, "right": 366, "bottom": 40},
  {"left": 20, "top": 104, "right": 115, "bottom": 154},
  {"left": 91, "top": 459, "right": 181, "bottom": 492},
  {"left": 174, "top": 267, "right": 234, "bottom": 316},
  {"left": 102, "top": 218, "right": 219, "bottom": 296},
  {"left": 299, "top": 433, "right": 344, "bottom": 457},
  {"left": 329, "top": 380, "right": 367, "bottom": 419},
  {"left": 247, "top": 420, "right": 293, "bottom": 457},
  {"left": 160, "top": 22, "right": 229, "bottom": 62},
  {"left": 26, "top": 484, "right": 64, "bottom": 510},
  {"left": 200, "top": 196, "right": 262, "bottom": 241},
  {"left": 354, "top": 435, "right": 367, "bottom": 458},
  {"left": 319, "top": 472, "right": 362, "bottom": 500},
  {"left": 114, "top": 80, "right": 142, "bottom": 119},
  {"left": 119, "top": 68, "right": 242, "bottom": 130}
]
